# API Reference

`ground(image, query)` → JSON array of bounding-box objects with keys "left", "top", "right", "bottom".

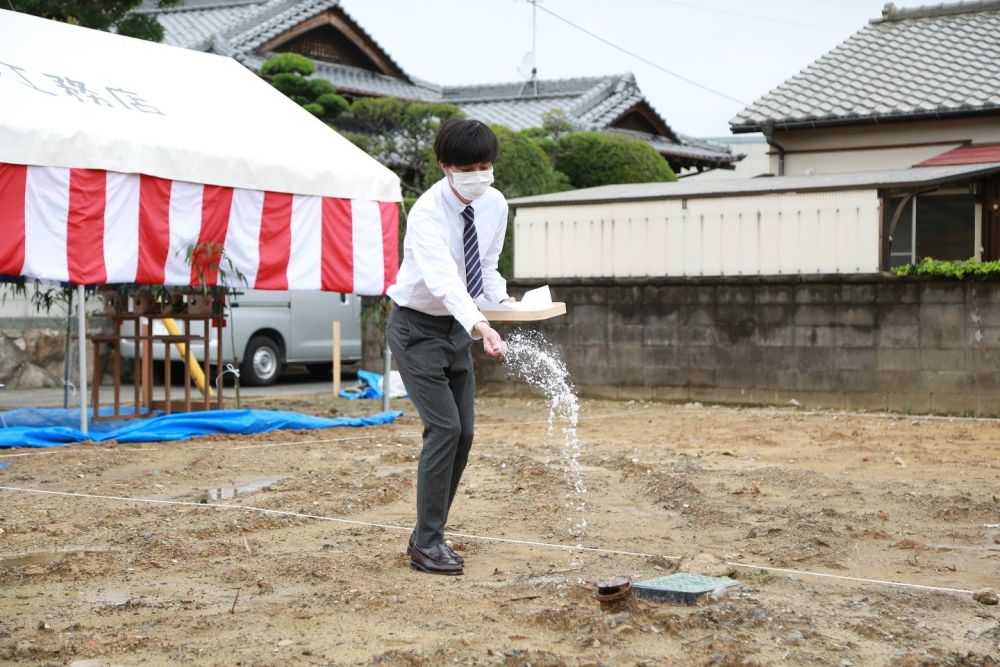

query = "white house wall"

[
  {"left": 513, "top": 190, "right": 881, "bottom": 279},
  {"left": 772, "top": 116, "right": 1000, "bottom": 176}
]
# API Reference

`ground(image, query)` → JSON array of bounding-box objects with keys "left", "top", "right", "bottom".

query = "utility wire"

[
  {"left": 533, "top": 2, "right": 747, "bottom": 106},
  {"left": 652, "top": 0, "right": 852, "bottom": 32}
]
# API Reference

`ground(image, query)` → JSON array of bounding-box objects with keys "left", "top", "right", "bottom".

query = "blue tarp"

[
  {"left": 340, "top": 369, "right": 384, "bottom": 400},
  {"left": 0, "top": 408, "right": 402, "bottom": 448}
]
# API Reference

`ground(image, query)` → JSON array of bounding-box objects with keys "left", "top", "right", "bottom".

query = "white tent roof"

[{"left": 0, "top": 9, "right": 400, "bottom": 202}]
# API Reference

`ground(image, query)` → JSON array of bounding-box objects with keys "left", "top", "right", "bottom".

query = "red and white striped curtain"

[{"left": 0, "top": 162, "right": 399, "bottom": 295}]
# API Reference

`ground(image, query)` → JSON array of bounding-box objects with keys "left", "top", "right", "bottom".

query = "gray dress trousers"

[{"left": 386, "top": 304, "right": 475, "bottom": 549}]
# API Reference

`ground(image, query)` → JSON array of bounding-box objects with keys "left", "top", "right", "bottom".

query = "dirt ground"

[{"left": 0, "top": 390, "right": 998, "bottom": 666}]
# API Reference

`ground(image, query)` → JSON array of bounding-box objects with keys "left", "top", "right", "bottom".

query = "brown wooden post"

[
  {"left": 203, "top": 316, "right": 210, "bottom": 412},
  {"left": 132, "top": 316, "right": 140, "bottom": 416},
  {"left": 183, "top": 318, "right": 191, "bottom": 413},
  {"left": 112, "top": 317, "right": 121, "bottom": 418},
  {"left": 142, "top": 320, "right": 153, "bottom": 413},
  {"left": 164, "top": 338, "right": 172, "bottom": 415},
  {"left": 216, "top": 316, "right": 224, "bottom": 410}
]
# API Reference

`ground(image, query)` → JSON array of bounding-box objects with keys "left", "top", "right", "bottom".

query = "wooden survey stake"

[{"left": 332, "top": 320, "right": 341, "bottom": 396}]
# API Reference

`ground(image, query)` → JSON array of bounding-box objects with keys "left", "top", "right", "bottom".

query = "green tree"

[
  {"left": 554, "top": 131, "right": 676, "bottom": 188},
  {"left": 261, "top": 53, "right": 349, "bottom": 120},
  {"left": 345, "top": 97, "right": 464, "bottom": 196},
  {"left": 491, "top": 125, "right": 560, "bottom": 199},
  {"left": 541, "top": 108, "right": 573, "bottom": 138},
  {"left": 12, "top": 0, "right": 181, "bottom": 42}
]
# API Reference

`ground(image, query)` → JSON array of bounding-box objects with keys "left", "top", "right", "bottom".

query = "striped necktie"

[{"left": 462, "top": 205, "right": 484, "bottom": 299}]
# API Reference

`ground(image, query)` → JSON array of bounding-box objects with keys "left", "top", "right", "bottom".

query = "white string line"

[
  {"left": 722, "top": 562, "right": 972, "bottom": 595},
  {"left": 0, "top": 485, "right": 974, "bottom": 596},
  {"left": 700, "top": 405, "right": 1000, "bottom": 425},
  {"left": 0, "top": 446, "right": 158, "bottom": 459},
  {"left": 227, "top": 435, "right": 374, "bottom": 451},
  {"left": 0, "top": 436, "right": 377, "bottom": 459}
]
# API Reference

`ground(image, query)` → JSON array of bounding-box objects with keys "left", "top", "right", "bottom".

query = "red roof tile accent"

[{"left": 918, "top": 143, "right": 1000, "bottom": 166}]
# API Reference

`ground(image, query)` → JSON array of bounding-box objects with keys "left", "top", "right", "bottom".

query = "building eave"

[{"left": 732, "top": 106, "right": 1000, "bottom": 134}]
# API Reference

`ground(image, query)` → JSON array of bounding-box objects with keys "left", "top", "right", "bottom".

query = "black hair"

[{"left": 433, "top": 118, "right": 499, "bottom": 167}]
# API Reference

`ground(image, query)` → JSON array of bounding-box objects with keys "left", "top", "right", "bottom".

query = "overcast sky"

[{"left": 338, "top": 0, "right": 887, "bottom": 138}]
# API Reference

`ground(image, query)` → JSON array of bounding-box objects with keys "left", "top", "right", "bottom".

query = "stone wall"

[
  {"left": 477, "top": 276, "right": 1000, "bottom": 416},
  {"left": 0, "top": 317, "right": 110, "bottom": 389}
]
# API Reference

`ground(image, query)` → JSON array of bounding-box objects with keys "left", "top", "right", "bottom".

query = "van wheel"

[{"left": 241, "top": 336, "right": 282, "bottom": 386}]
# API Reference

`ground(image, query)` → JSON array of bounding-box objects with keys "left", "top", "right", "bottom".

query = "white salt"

[{"left": 502, "top": 330, "right": 587, "bottom": 546}]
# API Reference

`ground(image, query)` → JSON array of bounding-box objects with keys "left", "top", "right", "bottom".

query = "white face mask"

[{"left": 448, "top": 168, "right": 494, "bottom": 201}]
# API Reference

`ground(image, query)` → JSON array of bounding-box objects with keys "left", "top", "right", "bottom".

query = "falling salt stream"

[{"left": 501, "top": 330, "right": 587, "bottom": 567}]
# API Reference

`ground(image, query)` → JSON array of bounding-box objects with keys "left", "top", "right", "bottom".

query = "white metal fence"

[{"left": 513, "top": 189, "right": 881, "bottom": 279}]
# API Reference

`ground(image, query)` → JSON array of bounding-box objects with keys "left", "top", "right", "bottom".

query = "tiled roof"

[
  {"left": 142, "top": 1, "right": 736, "bottom": 166},
  {"left": 441, "top": 76, "right": 610, "bottom": 102},
  {"left": 731, "top": 1, "right": 1000, "bottom": 132},
  {"left": 607, "top": 130, "right": 744, "bottom": 165},
  {"left": 241, "top": 54, "right": 440, "bottom": 99},
  {"left": 443, "top": 76, "right": 734, "bottom": 163},
  {"left": 140, "top": 0, "right": 411, "bottom": 80},
  {"left": 458, "top": 95, "right": 584, "bottom": 131},
  {"left": 444, "top": 75, "right": 648, "bottom": 132},
  {"left": 137, "top": 1, "right": 268, "bottom": 50}
]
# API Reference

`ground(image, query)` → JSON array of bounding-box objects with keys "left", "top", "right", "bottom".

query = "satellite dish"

[{"left": 517, "top": 51, "right": 536, "bottom": 80}]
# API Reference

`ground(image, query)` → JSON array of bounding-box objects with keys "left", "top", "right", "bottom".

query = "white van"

[{"left": 118, "top": 290, "right": 362, "bottom": 386}]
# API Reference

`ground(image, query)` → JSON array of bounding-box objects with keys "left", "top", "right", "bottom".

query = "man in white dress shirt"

[{"left": 386, "top": 118, "right": 510, "bottom": 575}]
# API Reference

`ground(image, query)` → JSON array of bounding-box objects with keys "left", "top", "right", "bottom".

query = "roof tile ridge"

[
  {"left": 134, "top": 0, "right": 263, "bottom": 15},
  {"left": 871, "top": 0, "right": 1000, "bottom": 24},
  {"left": 443, "top": 73, "right": 617, "bottom": 96},
  {"left": 216, "top": 0, "right": 304, "bottom": 47},
  {"left": 567, "top": 76, "right": 621, "bottom": 117},
  {"left": 223, "top": 0, "right": 336, "bottom": 54}
]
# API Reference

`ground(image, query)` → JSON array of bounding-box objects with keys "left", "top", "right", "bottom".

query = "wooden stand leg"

[
  {"left": 216, "top": 318, "right": 224, "bottom": 410},
  {"left": 142, "top": 320, "right": 153, "bottom": 414},
  {"left": 133, "top": 319, "right": 140, "bottom": 416},
  {"left": 112, "top": 318, "right": 121, "bottom": 419},
  {"left": 164, "top": 341, "right": 172, "bottom": 415},
  {"left": 183, "top": 319, "right": 191, "bottom": 413},
  {"left": 203, "top": 318, "right": 210, "bottom": 412}
]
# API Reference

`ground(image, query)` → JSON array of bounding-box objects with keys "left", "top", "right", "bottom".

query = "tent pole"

[{"left": 77, "top": 284, "right": 88, "bottom": 435}]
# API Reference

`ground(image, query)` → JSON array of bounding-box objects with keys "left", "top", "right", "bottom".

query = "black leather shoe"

[
  {"left": 442, "top": 541, "right": 465, "bottom": 565},
  {"left": 409, "top": 542, "right": 463, "bottom": 575},
  {"left": 408, "top": 533, "right": 464, "bottom": 565}
]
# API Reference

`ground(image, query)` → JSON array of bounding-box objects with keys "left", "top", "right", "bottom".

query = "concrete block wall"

[{"left": 477, "top": 276, "right": 1000, "bottom": 415}]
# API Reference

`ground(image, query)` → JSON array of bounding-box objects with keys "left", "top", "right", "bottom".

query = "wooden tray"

[{"left": 480, "top": 302, "right": 566, "bottom": 322}]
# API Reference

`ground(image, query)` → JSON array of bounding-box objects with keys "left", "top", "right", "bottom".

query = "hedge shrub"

[
  {"left": 554, "top": 131, "right": 676, "bottom": 188},
  {"left": 261, "top": 53, "right": 347, "bottom": 120},
  {"left": 892, "top": 258, "right": 1000, "bottom": 279},
  {"left": 491, "top": 125, "right": 560, "bottom": 198}
]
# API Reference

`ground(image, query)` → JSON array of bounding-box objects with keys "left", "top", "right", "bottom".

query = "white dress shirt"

[{"left": 387, "top": 176, "right": 509, "bottom": 335}]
